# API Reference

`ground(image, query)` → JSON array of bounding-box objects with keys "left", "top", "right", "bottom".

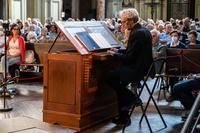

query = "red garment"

[{"left": 7, "top": 36, "right": 26, "bottom": 64}]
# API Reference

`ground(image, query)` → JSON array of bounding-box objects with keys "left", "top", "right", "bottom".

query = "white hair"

[
  {"left": 119, "top": 8, "right": 139, "bottom": 22},
  {"left": 150, "top": 29, "right": 160, "bottom": 37}
]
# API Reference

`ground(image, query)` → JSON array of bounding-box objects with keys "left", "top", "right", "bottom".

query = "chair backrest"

[
  {"left": 166, "top": 48, "right": 200, "bottom": 75},
  {"left": 145, "top": 58, "right": 166, "bottom": 80}
]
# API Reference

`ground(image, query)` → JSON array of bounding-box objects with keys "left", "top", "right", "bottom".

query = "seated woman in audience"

[
  {"left": 166, "top": 30, "right": 186, "bottom": 100},
  {"left": 188, "top": 30, "right": 200, "bottom": 45},
  {"left": 0, "top": 23, "right": 25, "bottom": 76},
  {"left": 167, "top": 30, "right": 186, "bottom": 48}
]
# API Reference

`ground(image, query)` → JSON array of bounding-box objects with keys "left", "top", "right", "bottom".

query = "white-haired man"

[
  {"left": 151, "top": 29, "right": 166, "bottom": 59},
  {"left": 106, "top": 8, "right": 153, "bottom": 126},
  {"left": 151, "top": 29, "right": 167, "bottom": 73}
]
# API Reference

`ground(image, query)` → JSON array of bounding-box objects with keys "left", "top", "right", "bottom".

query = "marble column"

[{"left": 97, "top": 0, "right": 105, "bottom": 20}]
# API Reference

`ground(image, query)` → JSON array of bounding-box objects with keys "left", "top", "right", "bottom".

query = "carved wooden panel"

[{"left": 167, "top": 0, "right": 195, "bottom": 19}]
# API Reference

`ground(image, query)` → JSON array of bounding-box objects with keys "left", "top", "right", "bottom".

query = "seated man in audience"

[
  {"left": 171, "top": 74, "right": 200, "bottom": 120},
  {"left": 151, "top": 29, "right": 167, "bottom": 73},
  {"left": 159, "top": 22, "right": 173, "bottom": 45},
  {"left": 151, "top": 29, "right": 167, "bottom": 59}
]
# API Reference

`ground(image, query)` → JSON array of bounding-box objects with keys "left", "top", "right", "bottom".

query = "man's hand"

[
  {"left": 107, "top": 50, "right": 116, "bottom": 56},
  {"left": 110, "top": 48, "right": 119, "bottom": 52},
  {"left": 187, "top": 73, "right": 200, "bottom": 79},
  {"left": 187, "top": 73, "right": 195, "bottom": 79},
  {"left": 107, "top": 48, "right": 119, "bottom": 56}
]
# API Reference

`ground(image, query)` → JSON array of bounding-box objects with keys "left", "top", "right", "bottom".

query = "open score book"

[{"left": 75, "top": 31, "right": 112, "bottom": 51}]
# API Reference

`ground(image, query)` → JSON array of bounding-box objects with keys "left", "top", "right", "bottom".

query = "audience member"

[
  {"left": 0, "top": 23, "right": 25, "bottom": 76},
  {"left": 160, "top": 22, "right": 173, "bottom": 45},
  {"left": 49, "top": 24, "right": 58, "bottom": 40},
  {"left": 38, "top": 27, "right": 50, "bottom": 42},
  {"left": 171, "top": 74, "right": 200, "bottom": 120},
  {"left": 188, "top": 30, "right": 200, "bottom": 45},
  {"left": 151, "top": 29, "right": 166, "bottom": 59},
  {"left": 151, "top": 29, "right": 166, "bottom": 74},
  {"left": 26, "top": 24, "right": 38, "bottom": 43},
  {"left": 167, "top": 30, "right": 186, "bottom": 48}
]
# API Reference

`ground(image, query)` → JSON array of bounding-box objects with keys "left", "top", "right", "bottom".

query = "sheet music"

[
  {"left": 89, "top": 33, "right": 111, "bottom": 48},
  {"left": 55, "top": 21, "right": 121, "bottom": 54},
  {"left": 88, "top": 27, "right": 118, "bottom": 46},
  {"left": 75, "top": 31, "right": 101, "bottom": 51}
]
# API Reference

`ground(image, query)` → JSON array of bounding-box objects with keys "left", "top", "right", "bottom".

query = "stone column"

[{"left": 97, "top": 0, "right": 105, "bottom": 20}]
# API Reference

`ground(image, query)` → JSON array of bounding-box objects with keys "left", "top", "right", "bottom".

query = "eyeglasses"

[
  {"left": 121, "top": 20, "right": 127, "bottom": 24},
  {"left": 121, "top": 18, "right": 133, "bottom": 24}
]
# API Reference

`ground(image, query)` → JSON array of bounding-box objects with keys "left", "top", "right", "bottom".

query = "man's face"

[
  {"left": 151, "top": 32, "right": 159, "bottom": 45},
  {"left": 165, "top": 24, "right": 173, "bottom": 34},
  {"left": 121, "top": 16, "right": 134, "bottom": 30}
]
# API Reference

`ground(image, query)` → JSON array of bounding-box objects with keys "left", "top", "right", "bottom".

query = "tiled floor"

[{"left": 0, "top": 79, "right": 199, "bottom": 133}]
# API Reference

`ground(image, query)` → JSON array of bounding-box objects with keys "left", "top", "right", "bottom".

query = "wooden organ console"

[{"left": 43, "top": 21, "right": 122, "bottom": 131}]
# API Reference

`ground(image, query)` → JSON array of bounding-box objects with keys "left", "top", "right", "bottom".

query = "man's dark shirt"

[{"left": 114, "top": 23, "right": 153, "bottom": 82}]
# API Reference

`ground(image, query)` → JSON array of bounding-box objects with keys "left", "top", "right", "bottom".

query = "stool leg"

[
  {"left": 191, "top": 113, "right": 200, "bottom": 133},
  {"left": 122, "top": 91, "right": 153, "bottom": 133},
  {"left": 140, "top": 104, "right": 153, "bottom": 133},
  {"left": 139, "top": 78, "right": 167, "bottom": 128}
]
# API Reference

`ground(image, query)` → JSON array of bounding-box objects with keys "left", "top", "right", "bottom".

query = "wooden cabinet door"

[{"left": 44, "top": 54, "right": 82, "bottom": 114}]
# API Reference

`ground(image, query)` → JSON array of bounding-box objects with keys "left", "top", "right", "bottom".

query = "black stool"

[
  {"left": 122, "top": 58, "right": 167, "bottom": 133},
  {"left": 122, "top": 81, "right": 153, "bottom": 133}
]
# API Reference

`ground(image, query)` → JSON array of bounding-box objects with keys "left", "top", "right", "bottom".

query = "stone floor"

[{"left": 0, "top": 79, "right": 199, "bottom": 133}]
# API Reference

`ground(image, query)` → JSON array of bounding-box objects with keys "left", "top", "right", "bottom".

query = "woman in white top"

[{"left": 1, "top": 23, "right": 25, "bottom": 76}]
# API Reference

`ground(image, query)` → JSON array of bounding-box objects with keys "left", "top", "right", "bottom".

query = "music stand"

[{"left": 0, "top": 22, "right": 12, "bottom": 112}]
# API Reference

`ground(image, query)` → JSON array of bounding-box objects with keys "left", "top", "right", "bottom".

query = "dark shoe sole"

[{"left": 112, "top": 117, "right": 131, "bottom": 127}]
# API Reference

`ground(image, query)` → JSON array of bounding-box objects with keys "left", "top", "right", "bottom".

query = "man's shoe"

[
  {"left": 166, "top": 94, "right": 177, "bottom": 102},
  {"left": 135, "top": 98, "right": 142, "bottom": 107},
  {"left": 112, "top": 116, "right": 131, "bottom": 127}
]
